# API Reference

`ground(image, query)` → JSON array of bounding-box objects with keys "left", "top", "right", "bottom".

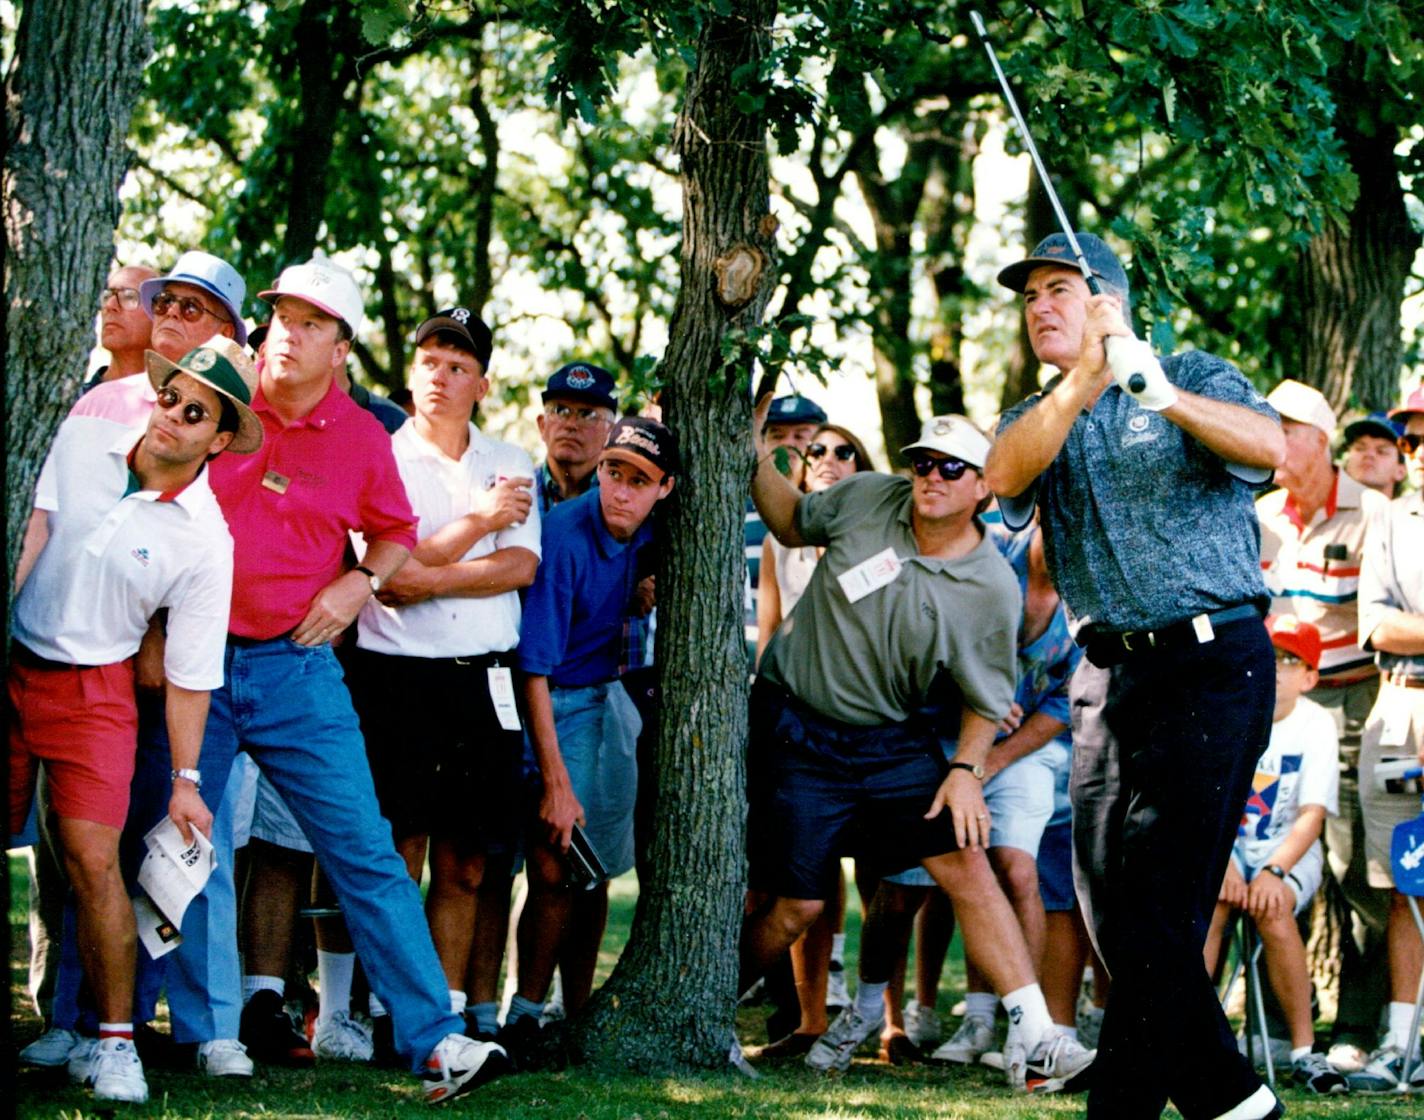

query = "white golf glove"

[{"left": 1106, "top": 335, "right": 1178, "bottom": 411}]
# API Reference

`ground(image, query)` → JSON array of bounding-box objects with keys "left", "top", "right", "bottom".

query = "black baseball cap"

[
  {"left": 997, "top": 232, "right": 1130, "bottom": 296},
  {"left": 543, "top": 362, "right": 617, "bottom": 411},
  {"left": 415, "top": 307, "right": 493, "bottom": 372},
  {"left": 602, "top": 416, "right": 680, "bottom": 479}
]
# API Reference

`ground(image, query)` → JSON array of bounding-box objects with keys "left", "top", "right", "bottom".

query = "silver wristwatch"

[{"left": 171, "top": 767, "right": 203, "bottom": 789}]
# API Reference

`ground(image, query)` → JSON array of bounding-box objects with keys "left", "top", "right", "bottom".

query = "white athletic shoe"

[
  {"left": 825, "top": 959, "right": 851, "bottom": 1012},
  {"left": 1325, "top": 1041, "right": 1369, "bottom": 1074},
  {"left": 198, "top": 1037, "right": 254, "bottom": 1077},
  {"left": 91, "top": 1039, "right": 148, "bottom": 1103},
  {"left": 930, "top": 1015, "right": 995, "bottom": 1064},
  {"left": 422, "top": 1032, "right": 510, "bottom": 1104},
  {"left": 314, "top": 1011, "right": 375, "bottom": 1062},
  {"left": 19, "top": 1027, "right": 81, "bottom": 1067},
  {"left": 67, "top": 1037, "right": 101, "bottom": 1084},
  {"left": 1023, "top": 1031, "right": 1096, "bottom": 1093},
  {"left": 805, "top": 1006, "right": 885, "bottom": 1072},
  {"left": 903, "top": 999, "right": 941, "bottom": 1049}
]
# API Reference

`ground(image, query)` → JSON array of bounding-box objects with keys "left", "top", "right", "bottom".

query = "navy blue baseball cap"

[
  {"left": 997, "top": 232, "right": 1130, "bottom": 297},
  {"left": 763, "top": 394, "right": 827, "bottom": 430},
  {"left": 543, "top": 362, "right": 617, "bottom": 411},
  {"left": 1342, "top": 411, "right": 1403, "bottom": 446}
]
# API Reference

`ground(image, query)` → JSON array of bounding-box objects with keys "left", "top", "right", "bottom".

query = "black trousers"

[{"left": 1070, "top": 617, "right": 1274, "bottom": 1119}]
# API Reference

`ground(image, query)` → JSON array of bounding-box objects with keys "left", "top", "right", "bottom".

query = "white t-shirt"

[
  {"left": 16, "top": 415, "right": 234, "bottom": 690},
  {"left": 356, "top": 421, "right": 541, "bottom": 658},
  {"left": 1236, "top": 695, "right": 1340, "bottom": 866}
]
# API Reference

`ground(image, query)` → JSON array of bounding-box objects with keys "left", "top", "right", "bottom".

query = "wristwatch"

[
  {"left": 171, "top": 767, "right": 203, "bottom": 789},
  {"left": 1264, "top": 864, "right": 1287, "bottom": 879},
  {"left": 354, "top": 564, "right": 381, "bottom": 592},
  {"left": 946, "top": 761, "right": 985, "bottom": 781}
]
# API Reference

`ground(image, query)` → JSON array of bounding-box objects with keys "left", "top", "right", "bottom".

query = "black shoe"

[
  {"left": 371, "top": 1014, "right": 403, "bottom": 1068},
  {"left": 133, "top": 1023, "right": 187, "bottom": 1070},
  {"left": 462, "top": 1011, "right": 497, "bottom": 1043},
  {"left": 493, "top": 1015, "right": 569, "bottom": 1073},
  {"left": 239, "top": 990, "right": 315, "bottom": 1067}
]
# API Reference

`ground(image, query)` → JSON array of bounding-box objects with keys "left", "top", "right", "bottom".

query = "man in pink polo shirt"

[{"left": 147, "top": 257, "right": 508, "bottom": 1103}]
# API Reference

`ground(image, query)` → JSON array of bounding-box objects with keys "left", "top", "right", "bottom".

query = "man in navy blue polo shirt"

[
  {"left": 502, "top": 416, "right": 678, "bottom": 1063},
  {"left": 986, "top": 232, "right": 1286, "bottom": 1120}
]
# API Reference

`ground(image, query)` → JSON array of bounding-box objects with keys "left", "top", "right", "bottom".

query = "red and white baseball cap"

[
  {"left": 259, "top": 257, "right": 364, "bottom": 336},
  {"left": 1265, "top": 614, "right": 1322, "bottom": 670}
]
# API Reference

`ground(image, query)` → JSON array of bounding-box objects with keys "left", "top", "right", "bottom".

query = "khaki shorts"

[{"left": 1359, "top": 678, "right": 1424, "bottom": 889}]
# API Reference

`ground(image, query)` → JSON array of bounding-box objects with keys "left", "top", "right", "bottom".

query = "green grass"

[{"left": 8, "top": 853, "right": 1417, "bottom": 1118}]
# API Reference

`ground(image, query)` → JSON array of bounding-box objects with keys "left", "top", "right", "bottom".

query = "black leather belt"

[
  {"left": 10, "top": 642, "right": 91, "bottom": 672},
  {"left": 1080, "top": 604, "right": 1263, "bottom": 668},
  {"left": 226, "top": 629, "right": 295, "bottom": 648}
]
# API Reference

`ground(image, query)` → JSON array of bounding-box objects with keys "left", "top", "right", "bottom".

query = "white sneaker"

[
  {"left": 314, "top": 1011, "right": 375, "bottom": 1062},
  {"left": 67, "top": 1037, "right": 100, "bottom": 1084},
  {"left": 1326, "top": 1041, "right": 1369, "bottom": 1074},
  {"left": 805, "top": 1006, "right": 885, "bottom": 1072},
  {"left": 19, "top": 1027, "right": 81, "bottom": 1067},
  {"left": 422, "top": 1032, "right": 510, "bottom": 1104},
  {"left": 930, "top": 1015, "right": 995, "bottom": 1064},
  {"left": 1024, "top": 1031, "right": 1096, "bottom": 1093},
  {"left": 198, "top": 1037, "right": 254, "bottom": 1077},
  {"left": 825, "top": 960, "right": 851, "bottom": 1011},
  {"left": 903, "top": 999, "right": 941, "bottom": 1049},
  {"left": 91, "top": 1039, "right": 148, "bottom": 1103}
]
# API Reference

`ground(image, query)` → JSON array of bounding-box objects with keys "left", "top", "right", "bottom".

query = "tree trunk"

[
  {"left": 1282, "top": 118, "right": 1417, "bottom": 414},
  {"left": 4, "top": 0, "right": 149, "bottom": 599},
  {"left": 571, "top": 0, "right": 778, "bottom": 1072}
]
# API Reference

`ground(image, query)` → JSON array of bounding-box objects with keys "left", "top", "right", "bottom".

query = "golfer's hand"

[
  {"left": 168, "top": 783, "right": 212, "bottom": 844},
  {"left": 753, "top": 393, "right": 774, "bottom": 460},
  {"left": 1078, "top": 295, "right": 1131, "bottom": 386},
  {"left": 926, "top": 770, "right": 990, "bottom": 851},
  {"left": 1218, "top": 863, "right": 1249, "bottom": 909},
  {"left": 1246, "top": 872, "right": 1291, "bottom": 923},
  {"left": 540, "top": 782, "right": 585, "bottom": 853},
  {"left": 293, "top": 571, "right": 369, "bottom": 646}
]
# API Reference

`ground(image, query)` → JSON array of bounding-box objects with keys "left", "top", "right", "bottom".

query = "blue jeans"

[{"left": 151, "top": 638, "right": 460, "bottom": 1068}]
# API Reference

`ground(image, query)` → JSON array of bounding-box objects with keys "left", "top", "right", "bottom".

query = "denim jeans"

[{"left": 150, "top": 638, "right": 460, "bottom": 1068}]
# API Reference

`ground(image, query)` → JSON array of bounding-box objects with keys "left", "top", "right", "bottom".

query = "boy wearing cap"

[
  {"left": 1342, "top": 412, "right": 1407, "bottom": 500},
  {"left": 344, "top": 307, "right": 540, "bottom": 1044},
  {"left": 9, "top": 335, "right": 260, "bottom": 1103},
  {"left": 502, "top": 417, "right": 677, "bottom": 1058},
  {"left": 147, "top": 258, "right": 508, "bottom": 1102},
  {"left": 742, "top": 408, "right": 1091, "bottom": 1089},
  {"left": 986, "top": 232, "right": 1286, "bottom": 1120},
  {"left": 1202, "top": 617, "right": 1345, "bottom": 1096}
]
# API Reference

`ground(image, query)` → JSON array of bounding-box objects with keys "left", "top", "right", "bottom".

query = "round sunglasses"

[
  {"left": 156, "top": 384, "right": 215, "bottom": 426},
  {"left": 152, "top": 290, "right": 230, "bottom": 325}
]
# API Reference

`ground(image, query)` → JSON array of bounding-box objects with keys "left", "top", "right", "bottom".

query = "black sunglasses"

[
  {"left": 908, "top": 454, "right": 971, "bottom": 481},
  {"left": 806, "top": 442, "right": 857, "bottom": 463},
  {"left": 156, "top": 384, "right": 214, "bottom": 426},
  {"left": 1400, "top": 433, "right": 1423, "bottom": 456}
]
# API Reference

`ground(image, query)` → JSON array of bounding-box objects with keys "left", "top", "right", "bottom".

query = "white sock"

[
  {"left": 854, "top": 979, "right": 888, "bottom": 1021},
  {"left": 831, "top": 932, "right": 846, "bottom": 964},
  {"left": 242, "top": 974, "right": 284, "bottom": 1005},
  {"left": 1001, "top": 984, "right": 1053, "bottom": 1047},
  {"left": 98, "top": 1022, "right": 134, "bottom": 1044},
  {"left": 1212, "top": 1084, "right": 1278, "bottom": 1120},
  {"left": 368, "top": 992, "right": 388, "bottom": 1018},
  {"left": 1289, "top": 1045, "right": 1311, "bottom": 1062},
  {"left": 449, "top": 990, "right": 467, "bottom": 1016},
  {"left": 1052, "top": 1023, "right": 1079, "bottom": 1041},
  {"left": 965, "top": 991, "right": 998, "bottom": 1022},
  {"left": 1386, "top": 1001, "right": 1415, "bottom": 1050},
  {"left": 317, "top": 950, "right": 356, "bottom": 1023}
]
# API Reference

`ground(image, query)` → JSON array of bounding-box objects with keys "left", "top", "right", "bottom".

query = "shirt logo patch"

[
  {"left": 1128, "top": 414, "right": 1150, "bottom": 433},
  {"left": 132, "top": 547, "right": 151, "bottom": 567},
  {"left": 1122, "top": 411, "right": 1160, "bottom": 448}
]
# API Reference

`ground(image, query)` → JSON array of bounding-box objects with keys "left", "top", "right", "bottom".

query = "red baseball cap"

[{"left": 1265, "top": 615, "right": 1322, "bottom": 670}]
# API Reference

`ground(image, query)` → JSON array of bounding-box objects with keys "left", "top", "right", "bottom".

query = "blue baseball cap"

[
  {"left": 1341, "top": 411, "right": 1402, "bottom": 447},
  {"left": 543, "top": 362, "right": 617, "bottom": 410},
  {"left": 140, "top": 250, "right": 248, "bottom": 345},
  {"left": 763, "top": 395, "right": 827, "bottom": 429},
  {"left": 997, "top": 232, "right": 1130, "bottom": 298}
]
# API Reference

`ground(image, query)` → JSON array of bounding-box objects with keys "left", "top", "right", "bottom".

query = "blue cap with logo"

[
  {"left": 997, "top": 232, "right": 1130, "bottom": 298},
  {"left": 1341, "top": 411, "right": 1402, "bottom": 447},
  {"left": 543, "top": 362, "right": 617, "bottom": 411},
  {"left": 763, "top": 395, "right": 827, "bottom": 430}
]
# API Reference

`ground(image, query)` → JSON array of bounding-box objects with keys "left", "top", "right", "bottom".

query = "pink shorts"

[{"left": 8, "top": 651, "right": 138, "bottom": 834}]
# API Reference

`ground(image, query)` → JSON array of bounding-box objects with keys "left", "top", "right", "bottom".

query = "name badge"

[
  {"left": 1191, "top": 614, "right": 1215, "bottom": 643},
  {"left": 488, "top": 667, "right": 522, "bottom": 731},
  {"left": 262, "top": 470, "right": 290, "bottom": 494},
  {"left": 837, "top": 547, "right": 903, "bottom": 604}
]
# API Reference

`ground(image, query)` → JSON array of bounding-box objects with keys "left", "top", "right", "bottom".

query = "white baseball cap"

[
  {"left": 1266, "top": 379, "right": 1335, "bottom": 437},
  {"left": 258, "top": 257, "right": 364, "bottom": 336},
  {"left": 901, "top": 414, "right": 992, "bottom": 469}
]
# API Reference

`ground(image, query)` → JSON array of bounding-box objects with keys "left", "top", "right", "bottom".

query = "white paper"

[
  {"left": 137, "top": 817, "right": 216, "bottom": 936},
  {"left": 133, "top": 894, "right": 183, "bottom": 959},
  {"left": 488, "top": 666, "right": 522, "bottom": 731},
  {"left": 837, "top": 547, "right": 903, "bottom": 604}
]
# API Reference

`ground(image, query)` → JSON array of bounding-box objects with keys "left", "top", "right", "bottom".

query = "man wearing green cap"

[{"left": 9, "top": 335, "right": 261, "bottom": 1105}]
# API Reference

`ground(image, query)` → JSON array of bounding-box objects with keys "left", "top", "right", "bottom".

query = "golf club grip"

[{"left": 1104, "top": 335, "right": 1150, "bottom": 394}]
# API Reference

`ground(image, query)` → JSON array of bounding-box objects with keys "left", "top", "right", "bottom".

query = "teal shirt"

[{"left": 759, "top": 472, "right": 1020, "bottom": 727}]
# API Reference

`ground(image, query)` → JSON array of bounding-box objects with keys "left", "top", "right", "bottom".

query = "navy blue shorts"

[
  {"left": 1037, "top": 818, "right": 1076, "bottom": 911},
  {"left": 746, "top": 682, "right": 960, "bottom": 900}
]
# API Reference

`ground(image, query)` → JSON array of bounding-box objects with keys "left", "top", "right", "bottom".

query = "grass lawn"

[{"left": 8, "top": 852, "right": 1416, "bottom": 1118}]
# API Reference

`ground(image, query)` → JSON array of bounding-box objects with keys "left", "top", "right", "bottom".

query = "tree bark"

[
  {"left": 570, "top": 0, "right": 778, "bottom": 1072},
  {"left": 1281, "top": 117, "right": 1417, "bottom": 414},
  {"left": 4, "top": 0, "right": 149, "bottom": 599}
]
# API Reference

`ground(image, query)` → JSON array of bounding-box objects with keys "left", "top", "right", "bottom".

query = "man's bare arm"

[
  {"left": 378, "top": 546, "right": 539, "bottom": 606},
  {"left": 1161, "top": 391, "right": 1285, "bottom": 471}
]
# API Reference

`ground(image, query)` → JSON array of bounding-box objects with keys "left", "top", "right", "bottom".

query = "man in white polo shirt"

[
  {"left": 345, "top": 306, "right": 540, "bottom": 1049},
  {"left": 9, "top": 335, "right": 261, "bottom": 1105}
]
